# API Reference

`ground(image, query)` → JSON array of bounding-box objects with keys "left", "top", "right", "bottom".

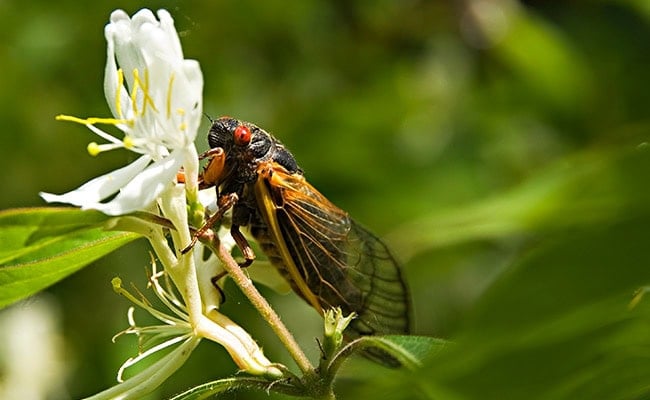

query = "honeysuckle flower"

[
  {"left": 39, "top": 10, "right": 286, "bottom": 399},
  {"left": 113, "top": 185, "right": 281, "bottom": 374},
  {"left": 40, "top": 8, "right": 202, "bottom": 216},
  {"left": 89, "top": 260, "right": 281, "bottom": 399}
]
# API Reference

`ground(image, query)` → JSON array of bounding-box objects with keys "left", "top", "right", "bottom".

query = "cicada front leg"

[
  {"left": 178, "top": 147, "right": 229, "bottom": 254},
  {"left": 181, "top": 192, "right": 238, "bottom": 254}
]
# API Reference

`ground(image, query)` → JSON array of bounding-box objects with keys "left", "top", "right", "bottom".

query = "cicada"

[{"left": 188, "top": 116, "right": 410, "bottom": 364}]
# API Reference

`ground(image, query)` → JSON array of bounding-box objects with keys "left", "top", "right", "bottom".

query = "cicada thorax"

[{"left": 205, "top": 116, "right": 410, "bottom": 365}]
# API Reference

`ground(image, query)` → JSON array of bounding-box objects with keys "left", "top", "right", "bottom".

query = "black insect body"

[{"left": 199, "top": 116, "right": 410, "bottom": 365}]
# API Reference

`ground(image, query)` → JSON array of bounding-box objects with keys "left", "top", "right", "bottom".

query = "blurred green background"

[{"left": 2, "top": 1, "right": 650, "bottom": 399}]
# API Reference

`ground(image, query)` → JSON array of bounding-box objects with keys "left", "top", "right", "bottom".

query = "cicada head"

[
  {"left": 208, "top": 117, "right": 241, "bottom": 150},
  {"left": 208, "top": 117, "right": 275, "bottom": 159}
]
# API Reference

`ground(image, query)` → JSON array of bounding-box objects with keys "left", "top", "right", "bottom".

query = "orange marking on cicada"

[
  {"left": 175, "top": 147, "right": 226, "bottom": 189},
  {"left": 199, "top": 147, "right": 226, "bottom": 189},
  {"left": 176, "top": 170, "right": 187, "bottom": 184}
]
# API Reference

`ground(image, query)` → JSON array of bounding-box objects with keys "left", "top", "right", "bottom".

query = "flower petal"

[
  {"left": 176, "top": 60, "right": 203, "bottom": 142},
  {"left": 40, "top": 155, "right": 151, "bottom": 207},
  {"left": 84, "top": 335, "right": 199, "bottom": 400},
  {"left": 156, "top": 9, "right": 183, "bottom": 60},
  {"left": 91, "top": 150, "right": 186, "bottom": 215},
  {"left": 104, "top": 22, "right": 133, "bottom": 121},
  {"left": 131, "top": 11, "right": 181, "bottom": 98},
  {"left": 107, "top": 11, "right": 141, "bottom": 93}
]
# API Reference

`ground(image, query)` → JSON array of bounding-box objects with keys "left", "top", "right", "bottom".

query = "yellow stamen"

[
  {"left": 179, "top": 122, "right": 187, "bottom": 131},
  {"left": 87, "top": 142, "right": 101, "bottom": 156},
  {"left": 131, "top": 69, "right": 141, "bottom": 115},
  {"left": 56, "top": 114, "right": 90, "bottom": 124},
  {"left": 143, "top": 69, "right": 157, "bottom": 113},
  {"left": 123, "top": 136, "right": 135, "bottom": 149},
  {"left": 132, "top": 68, "right": 157, "bottom": 115},
  {"left": 56, "top": 114, "right": 130, "bottom": 126},
  {"left": 116, "top": 69, "right": 124, "bottom": 118},
  {"left": 166, "top": 73, "right": 175, "bottom": 118},
  {"left": 86, "top": 141, "right": 124, "bottom": 156}
]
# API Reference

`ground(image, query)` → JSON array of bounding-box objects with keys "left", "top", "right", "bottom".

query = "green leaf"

[
  {"left": 381, "top": 335, "right": 449, "bottom": 363},
  {"left": 351, "top": 335, "right": 448, "bottom": 370},
  {"left": 0, "top": 207, "right": 112, "bottom": 264},
  {"left": 349, "top": 147, "right": 650, "bottom": 399},
  {"left": 169, "top": 377, "right": 302, "bottom": 400},
  {"left": 419, "top": 215, "right": 650, "bottom": 400},
  {"left": 0, "top": 207, "right": 141, "bottom": 309},
  {"left": 390, "top": 147, "right": 650, "bottom": 261},
  {"left": 366, "top": 214, "right": 650, "bottom": 400},
  {"left": 168, "top": 378, "right": 248, "bottom": 400}
]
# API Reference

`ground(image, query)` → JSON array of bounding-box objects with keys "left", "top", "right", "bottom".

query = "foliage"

[
  {"left": 0, "top": 208, "right": 138, "bottom": 308},
  {"left": 1, "top": 1, "right": 649, "bottom": 399}
]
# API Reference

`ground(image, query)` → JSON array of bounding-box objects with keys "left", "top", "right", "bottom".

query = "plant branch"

[{"left": 206, "top": 231, "right": 315, "bottom": 376}]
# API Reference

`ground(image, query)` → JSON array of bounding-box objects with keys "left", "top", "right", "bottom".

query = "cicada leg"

[
  {"left": 230, "top": 224, "right": 256, "bottom": 267},
  {"left": 199, "top": 147, "right": 226, "bottom": 189},
  {"left": 180, "top": 192, "right": 239, "bottom": 254}
]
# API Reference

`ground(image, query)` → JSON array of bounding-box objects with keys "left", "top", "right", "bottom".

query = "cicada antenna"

[{"left": 204, "top": 113, "right": 215, "bottom": 123}]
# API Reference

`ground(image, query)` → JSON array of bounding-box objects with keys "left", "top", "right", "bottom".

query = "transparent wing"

[{"left": 254, "top": 162, "right": 410, "bottom": 339}]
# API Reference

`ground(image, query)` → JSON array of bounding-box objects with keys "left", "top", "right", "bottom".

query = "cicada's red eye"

[{"left": 233, "top": 125, "right": 252, "bottom": 146}]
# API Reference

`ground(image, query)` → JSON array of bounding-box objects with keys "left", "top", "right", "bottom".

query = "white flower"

[
  {"left": 87, "top": 264, "right": 281, "bottom": 399},
  {"left": 37, "top": 10, "right": 289, "bottom": 399},
  {"left": 40, "top": 8, "right": 202, "bottom": 215}
]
